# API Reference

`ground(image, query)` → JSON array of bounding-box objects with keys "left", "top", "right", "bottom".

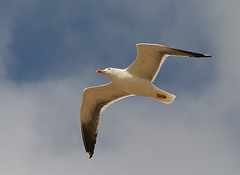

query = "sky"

[{"left": 0, "top": 0, "right": 240, "bottom": 174}]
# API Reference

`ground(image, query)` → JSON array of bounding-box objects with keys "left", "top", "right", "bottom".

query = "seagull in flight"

[{"left": 80, "top": 43, "right": 211, "bottom": 158}]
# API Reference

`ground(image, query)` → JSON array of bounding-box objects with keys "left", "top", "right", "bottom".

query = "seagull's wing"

[
  {"left": 127, "top": 43, "right": 211, "bottom": 82},
  {"left": 80, "top": 82, "right": 130, "bottom": 158}
]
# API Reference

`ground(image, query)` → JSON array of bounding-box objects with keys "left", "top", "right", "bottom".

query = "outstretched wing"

[
  {"left": 80, "top": 82, "right": 130, "bottom": 158},
  {"left": 127, "top": 43, "right": 211, "bottom": 82}
]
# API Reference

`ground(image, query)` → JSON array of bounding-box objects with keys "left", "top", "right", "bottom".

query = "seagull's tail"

[{"left": 153, "top": 88, "right": 176, "bottom": 104}]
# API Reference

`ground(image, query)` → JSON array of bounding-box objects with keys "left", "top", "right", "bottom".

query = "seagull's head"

[
  {"left": 97, "top": 67, "right": 115, "bottom": 75},
  {"left": 97, "top": 68, "right": 122, "bottom": 80}
]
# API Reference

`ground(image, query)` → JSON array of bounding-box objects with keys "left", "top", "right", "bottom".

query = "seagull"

[{"left": 80, "top": 43, "right": 211, "bottom": 158}]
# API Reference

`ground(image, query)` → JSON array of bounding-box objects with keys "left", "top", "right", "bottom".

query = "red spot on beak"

[{"left": 97, "top": 70, "right": 106, "bottom": 74}]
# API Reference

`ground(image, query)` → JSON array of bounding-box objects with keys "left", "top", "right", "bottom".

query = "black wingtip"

[
  {"left": 87, "top": 152, "right": 93, "bottom": 158},
  {"left": 193, "top": 53, "right": 212, "bottom": 58},
  {"left": 203, "top": 54, "right": 212, "bottom": 58},
  {"left": 81, "top": 123, "right": 96, "bottom": 159}
]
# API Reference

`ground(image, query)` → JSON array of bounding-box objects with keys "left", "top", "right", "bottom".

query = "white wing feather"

[
  {"left": 80, "top": 82, "right": 130, "bottom": 158},
  {"left": 127, "top": 43, "right": 211, "bottom": 82}
]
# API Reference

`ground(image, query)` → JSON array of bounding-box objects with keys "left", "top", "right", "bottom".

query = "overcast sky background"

[{"left": 1, "top": 0, "right": 240, "bottom": 174}]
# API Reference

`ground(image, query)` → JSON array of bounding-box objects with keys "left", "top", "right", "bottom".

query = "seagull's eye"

[{"left": 107, "top": 68, "right": 111, "bottom": 70}]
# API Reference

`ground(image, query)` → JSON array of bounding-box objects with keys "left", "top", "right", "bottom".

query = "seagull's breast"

[{"left": 111, "top": 71, "right": 156, "bottom": 97}]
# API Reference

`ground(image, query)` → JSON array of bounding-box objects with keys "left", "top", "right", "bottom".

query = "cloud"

[
  {"left": 5, "top": 0, "right": 214, "bottom": 82},
  {"left": 1, "top": 79, "right": 240, "bottom": 174},
  {"left": 1, "top": 0, "right": 240, "bottom": 175}
]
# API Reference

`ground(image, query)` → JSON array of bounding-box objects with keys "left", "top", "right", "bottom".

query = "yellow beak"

[{"left": 97, "top": 70, "right": 106, "bottom": 74}]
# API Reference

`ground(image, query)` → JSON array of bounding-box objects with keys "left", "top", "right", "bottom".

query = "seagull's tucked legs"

[
  {"left": 157, "top": 94, "right": 167, "bottom": 99},
  {"left": 151, "top": 85, "right": 176, "bottom": 104}
]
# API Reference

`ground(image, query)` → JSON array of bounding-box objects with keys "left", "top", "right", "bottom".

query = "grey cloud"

[{"left": 1, "top": 0, "right": 240, "bottom": 174}]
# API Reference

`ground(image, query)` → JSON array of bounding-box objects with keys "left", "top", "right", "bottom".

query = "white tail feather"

[{"left": 153, "top": 88, "right": 176, "bottom": 104}]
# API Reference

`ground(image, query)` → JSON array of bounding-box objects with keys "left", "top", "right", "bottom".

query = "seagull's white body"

[
  {"left": 80, "top": 43, "right": 211, "bottom": 158},
  {"left": 103, "top": 68, "right": 175, "bottom": 103}
]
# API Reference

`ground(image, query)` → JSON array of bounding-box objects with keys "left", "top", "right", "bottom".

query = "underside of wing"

[
  {"left": 127, "top": 43, "right": 211, "bottom": 82},
  {"left": 80, "top": 82, "right": 130, "bottom": 158}
]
